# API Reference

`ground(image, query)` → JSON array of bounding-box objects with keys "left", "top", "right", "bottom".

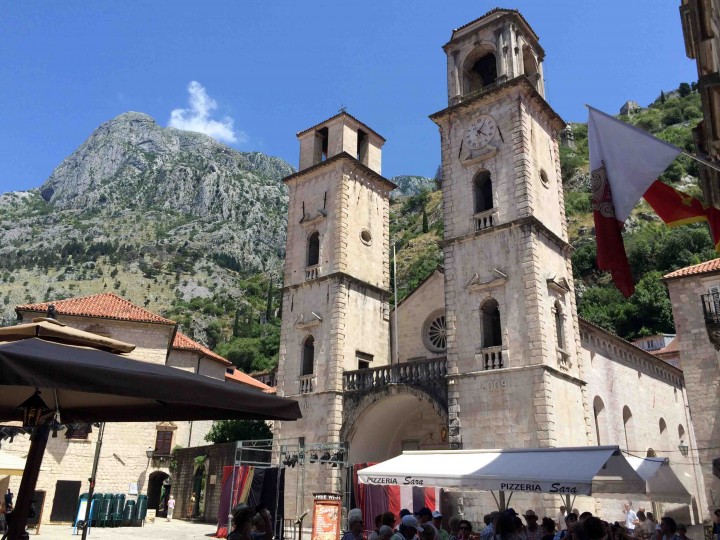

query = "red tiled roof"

[
  {"left": 653, "top": 339, "right": 679, "bottom": 356},
  {"left": 225, "top": 367, "right": 273, "bottom": 392},
  {"left": 172, "top": 331, "right": 231, "bottom": 366},
  {"left": 664, "top": 258, "right": 720, "bottom": 279},
  {"left": 16, "top": 293, "right": 175, "bottom": 325}
]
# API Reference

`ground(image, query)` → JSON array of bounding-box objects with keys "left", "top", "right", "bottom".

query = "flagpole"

[{"left": 584, "top": 104, "right": 720, "bottom": 174}]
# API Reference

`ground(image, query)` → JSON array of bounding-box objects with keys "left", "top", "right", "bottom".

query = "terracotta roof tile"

[
  {"left": 172, "top": 331, "right": 231, "bottom": 366},
  {"left": 664, "top": 258, "right": 720, "bottom": 279},
  {"left": 16, "top": 293, "right": 175, "bottom": 325},
  {"left": 225, "top": 367, "right": 273, "bottom": 392}
]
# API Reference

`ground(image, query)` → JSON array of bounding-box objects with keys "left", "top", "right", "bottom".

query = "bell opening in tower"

[{"left": 465, "top": 50, "right": 497, "bottom": 94}]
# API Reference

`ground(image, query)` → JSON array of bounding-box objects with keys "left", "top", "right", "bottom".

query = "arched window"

[
  {"left": 465, "top": 51, "right": 497, "bottom": 93},
  {"left": 554, "top": 301, "right": 565, "bottom": 350},
  {"left": 522, "top": 46, "right": 539, "bottom": 86},
  {"left": 678, "top": 424, "right": 686, "bottom": 445},
  {"left": 473, "top": 171, "right": 493, "bottom": 214},
  {"left": 481, "top": 299, "right": 502, "bottom": 347},
  {"left": 659, "top": 418, "right": 669, "bottom": 452},
  {"left": 307, "top": 232, "right": 320, "bottom": 267},
  {"left": 301, "top": 336, "right": 314, "bottom": 376},
  {"left": 593, "top": 396, "right": 607, "bottom": 445},
  {"left": 647, "top": 448, "right": 657, "bottom": 457},
  {"left": 623, "top": 406, "right": 636, "bottom": 451}
]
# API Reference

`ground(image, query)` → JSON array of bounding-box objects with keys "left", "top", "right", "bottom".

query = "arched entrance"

[
  {"left": 147, "top": 471, "right": 171, "bottom": 518},
  {"left": 343, "top": 386, "right": 448, "bottom": 464},
  {"left": 192, "top": 457, "right": 209, "bottom": 518}
]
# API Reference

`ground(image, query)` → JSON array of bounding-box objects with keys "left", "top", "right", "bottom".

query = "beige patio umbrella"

[{"left": 0, "top": 317, "right": 135, "bottom": 353}]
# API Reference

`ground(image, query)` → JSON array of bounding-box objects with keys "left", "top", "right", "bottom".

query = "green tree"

[
  {"left": 205, "top": 320, "right": 223, "bottom": 350},
  {"left": 265, "top": 278, "right": 274, "bottom": 321},
  {"left": 204, "top": 419, "right": 272, "bottom": 444},
  {"left": 678, "top": 82, "right": 692, "bottom": 97},
  {"left": 660, "top": 90, "right": 666, "bottom": 104},
  {"left": 422, "top": 209, "right": 429, "bottom": 233}
]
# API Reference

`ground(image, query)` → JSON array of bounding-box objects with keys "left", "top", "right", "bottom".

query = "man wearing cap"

[
  {"left": 524, "top": 511, "right": 542, "bottom": 540},
  {"left": 343, "top": 509, "right": 365, "bottom": 540},
  {"left": 393, "top": 515, "right": 424, "bottom": 540},
  {"left": 433, "top": 511, "right": 450, "bottom": 540}
]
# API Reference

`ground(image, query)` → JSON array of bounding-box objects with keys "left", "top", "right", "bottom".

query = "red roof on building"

[
  {"left": 225, "top": 367, "right": 273, "bottom": 392},
  {"left": 664, "top": 258, "right": 720, "bottom": 279},
  {"left": 16, "top": 293, "right": 175, "bottom": 325},
  {"left": 172, "top": 331, "right": 231, "bottom": 366},
  {"left": 653, "top": 339, "right": 679, "bottom": 356}
]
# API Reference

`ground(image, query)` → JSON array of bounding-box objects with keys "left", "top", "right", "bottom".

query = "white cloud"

[{"left": 168, "top": 81, "right": 245, "bottom": 144}]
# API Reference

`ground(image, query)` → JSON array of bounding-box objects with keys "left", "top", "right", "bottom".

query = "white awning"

[
  {"left": 625, "top": 456, "right": 691, "bottom": 504},
  {"left": 357, "top": 446, "right": 647, "bottom": 497},
  {"left": 0, "top": 452, "right": 26, "bottom": 476}
]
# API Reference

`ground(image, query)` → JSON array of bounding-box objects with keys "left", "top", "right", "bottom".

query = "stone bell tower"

[
  {"left": 430, "top": 9, "right": 591, "bottom": 452},
  {"left": 274, "top": 112, "right": 395, "bottom": 514}
]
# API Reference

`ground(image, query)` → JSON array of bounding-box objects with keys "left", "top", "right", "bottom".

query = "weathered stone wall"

[
  {"left": 173, "top": 442, "right": 235, "bottom": 523},
  {"left": 667, "top": 273, "right": 720, "bottom": 516}
]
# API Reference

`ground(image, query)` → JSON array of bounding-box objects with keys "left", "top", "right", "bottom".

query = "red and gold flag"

[{"left": 642, "top": 180, "right": 707, "bottom": 227}]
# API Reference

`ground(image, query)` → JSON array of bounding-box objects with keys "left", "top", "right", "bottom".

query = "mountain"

[
  {"left": 0, "top": 112, "right": 294, "bottom": 348},
  {"left": 390, "top": 175, "right": 436, "bottom": 198}
]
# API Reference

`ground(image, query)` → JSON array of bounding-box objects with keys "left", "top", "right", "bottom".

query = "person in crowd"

[
  {"left": 227, "top": 505, "right": 271, "bottom": 540},
  {"left": 166, "top": 495, "right": 175, "bottom": 522},
  {"left": 382, "top": 512, "right": 396, "bottom": 529},
  {"left": 397, "top": 515, "right": 425, "bottom": 540},
  {"left": 496, "top": 511, "right": 525, "bottom": 540},
  {"left": 449, "top": 515, "right": 461, "bottom": 540},
  {"left": 646, "top": 513, "right": 658, "bottom": 536},
  {"left": 676, "top": 523, "right": 690, "bottom": 540},
  {"left": 623, "top": 503, "right": 637, "bottom": 535},
  {"left": 458, "top": 520, "right": 473, "bottom": 540},
  {"left": 554, "top": 513, "right": 578, "bottom": 540},
  {"left": 369, "top": 514, "right": 383, "bottom": 540},
  {"left": 481, "top": 513, "right": 499, "bottom": 540},
  {"left": 541, "top": 518, "right": 556, "bottom": 540},
  {"left": 660, "top": 517, "right": 679, "bottom": 540},
  {"left": 379, "top": 526, "right": 395, "bottom": 540},
  {"left": 524, "top": 511, "right": 542, "bottom": 540},
  {"left": 582, "top": 517, "right": 605, "bottom": 540},
  {"left": 343, "top": 509, "right": 365, "bottom": 540},
  {"left": 557, "top": 507, "right": 568, "bottom": 532},
  {"left": 422, "top": 523, "right": 438, "bottom": 540},
  {"left": 433, "top": 511, "right": 450, "bottom": 540},
  {"left": 713, "top": 510, "right": 720, "bottom": 540},
  {"left": 415, "top": 508, "right": 433, "bottom": 526},
  {"left": 635, "top": 511, "right": 648, "bottom": 538}
]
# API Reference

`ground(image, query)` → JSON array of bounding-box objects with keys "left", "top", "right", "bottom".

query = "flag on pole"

[
  {"left": 588, "top": 106, "right": 683, "bottom": 297},
  {"left": 642, "top": 180, "right": 707, "bottom": 227}
]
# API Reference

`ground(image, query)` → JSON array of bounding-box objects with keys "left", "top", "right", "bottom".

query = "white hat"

[
  {"left": 432, "top": 511, "right": 442, "bottom": 519},
  {"left": 348, "top": 508, "right": 363, "bottom": 525},
  {"left": 402, "top": 515, "right": 424, "bottom": 532}
]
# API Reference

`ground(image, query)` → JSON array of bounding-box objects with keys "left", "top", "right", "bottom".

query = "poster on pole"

[{"left": 311, "top": 493, "right": 342, "bottom": 540}]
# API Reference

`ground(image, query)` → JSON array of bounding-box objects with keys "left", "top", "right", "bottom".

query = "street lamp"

[
  {"left": 678, "top": 441, "right": 689, "bottom": 457},
  {"left": 18, "top": 390, "right": 49, "bottom": 428},
  {"left": 146, "top": 447, "right": 155, "bottom": 460}
]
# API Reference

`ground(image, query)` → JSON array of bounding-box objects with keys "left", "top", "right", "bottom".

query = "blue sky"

[{"left": 0, "top": 1, "right": 697, "bottom": 194}]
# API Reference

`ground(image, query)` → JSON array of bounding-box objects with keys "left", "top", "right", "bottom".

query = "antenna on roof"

[{"left": 338, "top": 105, "right": 347, "bottom": 113}]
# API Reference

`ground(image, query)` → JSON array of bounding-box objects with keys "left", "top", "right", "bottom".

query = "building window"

[
  {"left": 422, "top": 309, "right": 447, "bottom": 353},
  {"left": 540, "top": 169, "right": 550, "bottom": 187},
  {"left": 314, "top": 127, "right": 329, "bottom": 164},
  {"left": 481, "top": 299, "right": 502, "bottom": 347},
  {"left": 155, "top": 430, "right": 173, "bottom": 456},
  {"left": 356, "top": 351, "right": 373, "bottom": 370},
  {"left": 465, "top": 51, "right": 497, "bottom": 93},
  {"left": 307, "top": 232, "right": 320, "bottom": 267},
  {"left": 659, "top": 418, "right": 669, "bottom": 451},
  {"left": 623, "top": 406, "right": 636, "bottom": 451},
  {"left": 473, "top": 171, "right": 493, "bottom": 214},
  {"left": 302, "top": 336, "right": 315, "bottom": 376},
  {"left": 593, "top": 396, "right": 607, "bottom": 445},
  {"left": 357, "top": 129, "right": 368, "bottom": 164},
  {"left": 65, "top": 423, "right": 92, "bottom": 440},
  {"left": 678, "top": 424, "right": 686, "bottom": 444},
  {"left": 522, "top": 46, "right": 539, "bottom": 86},
  {"left": 554, "top": 301, "right": 565, "bottom": 350}
]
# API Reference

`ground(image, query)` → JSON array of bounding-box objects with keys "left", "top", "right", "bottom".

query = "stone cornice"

[
  {"left": 429, "top": 76, "right": 565, "bottom": 132},
  {"left": 282, "top": 152, "right": 397, "bottom": 192},
  {"left": 441, "top": 215, "right": 572, "bottom": 253},
  {"left": 282, "top": 270, "right": 391, "bottom": 297},
  {"left": 448, "top": 363, "right": 584, "bottom": 386}
]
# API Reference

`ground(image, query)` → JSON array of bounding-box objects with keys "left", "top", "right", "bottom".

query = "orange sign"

[{"left": 311, "top": 493, "right": 342, "bottom": 540}]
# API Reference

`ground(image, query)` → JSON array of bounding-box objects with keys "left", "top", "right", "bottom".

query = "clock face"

[{"left": 464, "top": 115, "right": 497, "bottom": 150}]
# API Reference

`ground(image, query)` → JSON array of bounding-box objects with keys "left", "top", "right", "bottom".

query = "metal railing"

[
  {"left": 702, "top": 293, "right": 720, "bottom": 324},
  {"left": 343, "top": 357, "right": 447, "bottom": 391}
]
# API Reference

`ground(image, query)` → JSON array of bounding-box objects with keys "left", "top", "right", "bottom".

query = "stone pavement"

[{"left": 28, "top": 519, "right": 217, "bottom": 539}]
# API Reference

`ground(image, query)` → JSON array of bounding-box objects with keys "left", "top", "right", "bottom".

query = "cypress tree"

[
  {"left": 265, "top": 278, "right": 273, "bottom": 322},
  {"left": 422, "top": 209, "right": 429, "bottom": 233}
]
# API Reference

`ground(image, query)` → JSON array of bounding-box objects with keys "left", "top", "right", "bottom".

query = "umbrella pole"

[
  {"left": 8, "top": 424, "right": 49, "bottom": 540},
  {"left": 81, "top": 422, "right": 105, "bottom": 540}
]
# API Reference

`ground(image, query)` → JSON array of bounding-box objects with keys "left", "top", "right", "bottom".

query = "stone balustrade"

[
  {"left": 299, "top": 374, "right": 315, "bottom": 394},
  {"left": 343, "top": 357, "right": 447, "bottom": 392},
  {"left": 479, "top": 346, "right": 504, "bottom": 370}
]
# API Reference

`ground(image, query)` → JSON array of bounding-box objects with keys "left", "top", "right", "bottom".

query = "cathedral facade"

[{"left": 273, "top": 9, "right": 707, "bottom": 525}]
